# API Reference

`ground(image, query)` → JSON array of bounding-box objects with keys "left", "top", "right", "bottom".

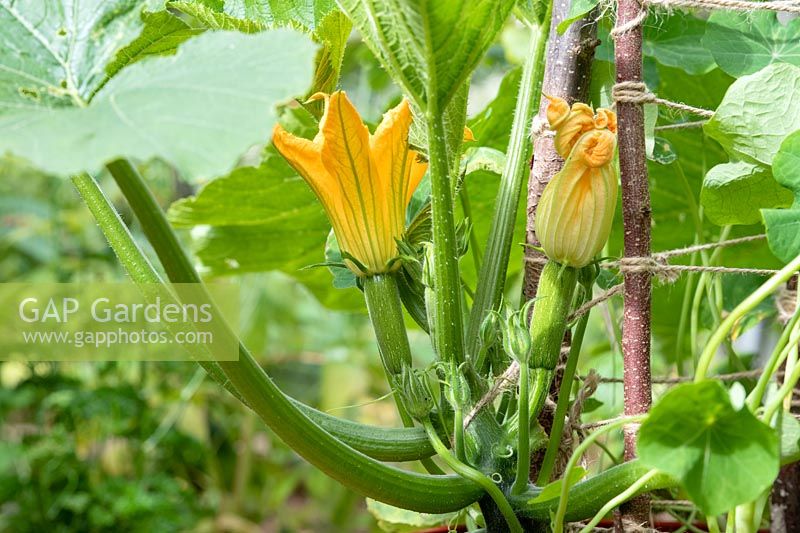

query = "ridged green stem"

[
  {"left": 99, "top": 160, "right": 481, "bottom": 512},
  {"left": 466, "top": 0, "right": 553, "bottom": 358},
  {"left": 363, "top": 275, "right": 413, "bottom": 376}
]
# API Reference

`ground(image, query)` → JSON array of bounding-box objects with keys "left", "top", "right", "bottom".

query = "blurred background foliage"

[{"left": 0, "top": 2, "right": 790, "bottom": 531}]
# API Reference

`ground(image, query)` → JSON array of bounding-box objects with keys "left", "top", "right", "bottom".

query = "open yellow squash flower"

[
  {"left": 535, "top": 96, "right": 619, "bottom": 268},
  {"left": 272, "top": 92, "right": 427, "bottom": 276}
]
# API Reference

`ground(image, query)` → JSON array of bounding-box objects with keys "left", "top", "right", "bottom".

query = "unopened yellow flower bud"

[{"left": 535, "top": 96, "right": 618, "bottom": 268}]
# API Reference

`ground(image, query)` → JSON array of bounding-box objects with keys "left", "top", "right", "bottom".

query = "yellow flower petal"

[
  {"left": 371, "top": 98, "right": 415, "bottom": 250},
  {"left": 273, "top": 92, "right": 424, "bottom": 276},
  {"left": 318, "top": 92, "right": 391, "bottom": 273}
]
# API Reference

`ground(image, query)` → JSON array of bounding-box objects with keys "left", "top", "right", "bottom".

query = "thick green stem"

[
  {"left": 425, "top": 109, "right": 467, "bottom": 368},
  {"left": 99, "top": 161, "right": 481, "bottom": 512},
  {"left": 423, "top": 420, "right": 524, "bottom": 533},
  {"left": 512, "top": 361, "right": 531, "bottom": 494},
  {"left": 696, "top": 252, "right": 800, "bottom": 382},
  {"left": 466, "top": 6, "right": 553, "bottom": 357},
  {"left": 536, "top": 307, "right": 590, "bottom": 485}
]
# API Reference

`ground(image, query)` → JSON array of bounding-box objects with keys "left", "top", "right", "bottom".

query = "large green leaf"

[
  {"left": 0, "top": 0, "right": 159, "bottom": 109},
  {"left": 338, "top": 0, "right": 516, "bottom": 108},
  {"left": 703, "top": 11, "right": 800, "bottom": 78},
  {"left": 638, "top": 381, "right": 779, "bottom": 516},
  {"left": 104, "top": 9, "right": 202, "bottom": 83},
  {"left": 701, "top": 161, "right": 792, "bottom": 226},
  {"left": 175, "top": 0, "right": 351, "bottom": 98},
  {"left": 705, "top": 63, "right": 800, "bottom": 166},
  {"left": 763, "top": 130, "right": 800, "bottom": 262},
  {"left": 168, "top": 151, "right": 362, "bottom": 310},
  {"left": 223, "top": 0, "right": 338, "bottom": 31},
  {"left": 0, "top": 29, "right": 316, "bottom": 180},
  {"left": 643, "top": 13, "right": 716, "bottom": 76}
]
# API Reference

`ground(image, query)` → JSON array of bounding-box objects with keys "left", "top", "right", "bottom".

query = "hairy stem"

[{"left": 425, "top": 109, "right": 466, "bottom": 368}]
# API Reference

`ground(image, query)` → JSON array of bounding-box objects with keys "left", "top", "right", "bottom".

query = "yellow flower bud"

[{"left": 535, "top": 97, "right": 618, "bottom": 268}]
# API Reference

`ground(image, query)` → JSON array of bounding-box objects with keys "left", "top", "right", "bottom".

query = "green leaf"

[
  {"left": 168, "top": 151, "right": 362, "bottom": 310},
  {"left": 409, "top": 82, "right": 469, "bottom": 170},
  {"left": 643, "top": 13, "right": 716, "bottom": 75},
  {"left": 170, "top": 1, "right": 266, "bottom": 31},
  {"left": 638, "top": 381, "right": 779, "bottom": 516},
  {"left": 703, "top": 12, "right": 800, "bottom": 78},
  {"left": 104, "top": 10, "right": 203, "bottom": 83},
  {"left": 701, "top": 161, "right": 792, "bottom": 226},
  {"left": 462, "top": 147, "right": 507, "bottom": 177},
  {"left": 0, "top": 29, "right": 317, "bottom": 180},
  {"left": 467, "top": 67, "right": 522, "bottom": 152},
  {"left": 556, "top": 0, "right": 600, "bottom": 35},
  {"left": 366, "top": 499, "right": 460, "bottom": 533},
  {"left": 781, "top": 411, "right": 800, "bottom": 465},
  {"left": 763, "top": 130, "right": 800, "bottom": 262},
  {"left": 0, "top": 0, "right": 160, "bottom": 108},
  {"left": 705, "top": 63, "right": 800, "bottom": 166},
  {"left": 309, "top": 10, "right": 353, "bottom": 96},
  {"left": 223, "top": 0, "right": 338, "bottom": 32},
  {"left": 176, "top": 0, "right": 352, "bottom": 98},
  {"left": 339, "top": 0, "right": 516, "bottom": 108}
]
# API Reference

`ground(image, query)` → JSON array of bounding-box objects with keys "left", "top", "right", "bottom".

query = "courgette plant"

[{"left": 4, "top": 0, "right": 800, "bottom": 531}]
